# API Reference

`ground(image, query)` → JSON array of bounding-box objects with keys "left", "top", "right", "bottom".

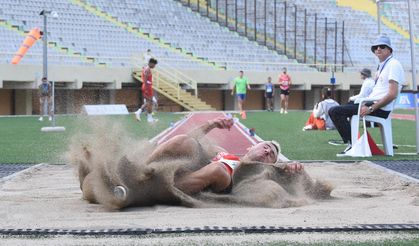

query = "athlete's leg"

[
  {"left": 39, "top": 97, "right": 45, "bottom": 116},
  {"left": 145, "top": 98, "right": 153, "bottom": 114},
  {"left": 280, "top": 94, "right": 285, "bottom": 112},
  {"left": 174, "top": 162, "right": 231, "bottom": 195},
  {"left": 146, "top": 135, "right": 202, "bottom": 164},
  {"left": 237, "top": 98, "right": 243, "bottom": 112}
]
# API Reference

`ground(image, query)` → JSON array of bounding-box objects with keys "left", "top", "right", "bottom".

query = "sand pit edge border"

[
  {"left": 365, "top": 161, "right": 419, "bottom": 183},
  {"left": 0, "top": 163, "right": 46, "bottom": 184}
]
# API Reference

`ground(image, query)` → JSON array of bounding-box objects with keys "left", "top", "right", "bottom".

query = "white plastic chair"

[{"left": 350, "top": 98, "right": 394, "bottom": 156}]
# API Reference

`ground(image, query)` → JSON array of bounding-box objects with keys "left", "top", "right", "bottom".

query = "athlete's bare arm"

[{"left": 187, "top": 117, "right": 234, "bottom": 140}]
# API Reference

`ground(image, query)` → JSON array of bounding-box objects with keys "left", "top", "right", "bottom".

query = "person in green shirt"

[{"left": 231, "top": 71, "right": 251, "bottom": 119}]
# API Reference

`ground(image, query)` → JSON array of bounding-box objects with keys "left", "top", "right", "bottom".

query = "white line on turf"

[{"left": 150, "top": 114, "right": 190, "bottom": 144}]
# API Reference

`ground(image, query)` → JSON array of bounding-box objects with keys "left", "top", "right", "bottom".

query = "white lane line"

[
  {"left": 223, "top": 112, "right": 289, "bottom": 161},
  {"left": 150, "top": 114, "right": 191, "bottom": 144}
]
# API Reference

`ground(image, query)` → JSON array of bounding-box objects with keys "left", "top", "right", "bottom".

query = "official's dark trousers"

[{"left": 328, "top": 103, "right": 390, "bottom": 144}]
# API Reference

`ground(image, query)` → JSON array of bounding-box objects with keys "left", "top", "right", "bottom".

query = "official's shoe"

[
  {"left": 336, "top": 144, "right": 352, "bottom": 157},
  {"left": 38, "top": 117, "right": 43, "bottom": 121}
]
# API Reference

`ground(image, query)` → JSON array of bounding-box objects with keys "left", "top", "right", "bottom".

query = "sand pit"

[{"left": 0, "top": 162, "right": 418, "bottom": 231}]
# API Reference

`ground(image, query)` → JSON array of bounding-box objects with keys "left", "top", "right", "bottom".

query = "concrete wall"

[{"left": 1, "top": 64, "right": 416, "bottom": 115}]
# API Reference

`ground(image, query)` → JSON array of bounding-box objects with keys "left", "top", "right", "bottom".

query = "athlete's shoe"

[
  {"left": 48, "top": 116, "right": 52, "bottom": 121},
  {"left": 302, "top": 125, "right": 313, "bottom": 131},
  {"left": 134, "top": 110, "right": 141, "bottom": 121},
  {"left": 147, "top": 118, "right": 159, "bottom": 123},
  {"left": 113, "top": 186, "right": 127, "bottom": 201},
  {"left": 284, "top": 110, "right": 288, "bottom": 114},
  {"left": 38, "top": 117, "right": 43, "bottom": 121},
  {"left": 240, "top": 111, "right": 247, "bottom": 120},
  {"left": 280, "top": 108, "right": 284, "bottom": 114}
]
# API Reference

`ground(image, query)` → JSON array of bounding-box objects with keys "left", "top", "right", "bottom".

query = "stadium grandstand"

[{"left": 0, "top": 0, "right": 418, "bottom": 115}]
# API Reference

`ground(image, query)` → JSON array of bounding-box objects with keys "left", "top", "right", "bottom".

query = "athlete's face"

[
  {"left": 244, "top": 141, "right": 278, "bottom": 163},
  {"left": 149, "top": 63, "right": 156, "bottom": 69}
]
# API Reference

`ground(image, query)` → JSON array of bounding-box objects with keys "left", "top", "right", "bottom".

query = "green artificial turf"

[
  {"left": 241, "top": 110, "right": 418, "bottom": 161},
  {"left": 0, "top": 110, "right": 417, "bottom": 163},
  {"left": 0, "top": 113, "right": 182, "bottom": 164}
]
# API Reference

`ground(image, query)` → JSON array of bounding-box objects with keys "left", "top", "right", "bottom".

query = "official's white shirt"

[
  {"left": 350, "top": 77, "right": 375, "bottom": 101},
  {"left": 365, "top": 57, "right": 405, "bottom": 111}
]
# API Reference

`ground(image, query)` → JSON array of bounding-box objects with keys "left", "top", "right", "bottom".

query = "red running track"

[
  {"left": 392, "top": 114, "right": 415, "bottom": 121},
  {"left": 152, "top": 112, "right": 261, "bottom": 156}
]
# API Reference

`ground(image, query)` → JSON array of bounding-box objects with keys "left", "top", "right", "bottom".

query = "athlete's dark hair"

[
  {"left": 149, "top": 58, "right": 158, "bottom": 65},
  {"left": 321, "top": 87, "right": 332, "bottom": 99}
]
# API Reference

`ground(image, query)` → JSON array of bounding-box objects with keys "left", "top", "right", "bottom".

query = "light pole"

[
  {"left": 39, "top": 10, "right": 65, "bottom": 132},
  {"left": 407, "top": 0, "right": 419, "bottom": 154},
  {"left": 376, "top": 0, "right": 381, "bottom": 34}
]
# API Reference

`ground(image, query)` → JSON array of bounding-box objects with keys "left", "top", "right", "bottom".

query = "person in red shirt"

[
  {"left": 278, "top": 67, "right": 292, "bottom": 114},
  {"left": 135, "top": 58, "right": 158, "bottom": 123}
]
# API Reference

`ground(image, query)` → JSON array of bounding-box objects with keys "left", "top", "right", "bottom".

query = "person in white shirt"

[
  {"left": 143, "top": 49, "right": 154, "bottom": 67},
  {"left": 329, "top": 34, "right": 405, "bottom": 156},
  {"left": 303, "top": 87, "right": 339, "bottom": 131},
  {"left": 349, "top": 68, "right": 375, "bottom": 102}
]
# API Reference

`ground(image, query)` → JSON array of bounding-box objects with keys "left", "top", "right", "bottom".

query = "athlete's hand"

[
  {"left": 210, "top": 117, "right": 234, "bottom": 130},
  {"left": 284, "top": 162, "right": 304, "bottom": 173}
]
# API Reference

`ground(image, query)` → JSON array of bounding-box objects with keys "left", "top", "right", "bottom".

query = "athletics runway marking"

[
  {"left": 151, "top": 112, "right": 289, "bottom": 161},
  {"left": 152, "top": 112, "right": 258, "bottom": 156}
]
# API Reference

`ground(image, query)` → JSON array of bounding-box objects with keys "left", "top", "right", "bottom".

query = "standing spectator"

[
  {"left": 38, "top": 77, "right": 52, "bottom": 121},
  {"left": 143, "top": 49, "right": 154, "bottom": 67},
  {"left": 231, "top": 71, "right": 251, "bottom": 119},
  {"left": 329, "top": 34, "right": 405, "bottom": 156},
  {"left": 278, "top": 67, "right": 292, "bottom": 114},
  {"left": 264, "top": 76, "right": 274, "bottom": 111},
  {"left": 134, "top": 58, "right": 158, "bottom": 123},
  {"left": 349, "top": 68, "right": 375, "bottom": 102},
  {"left": 303, "top": 87, "right": 339, "bottom": 131}
]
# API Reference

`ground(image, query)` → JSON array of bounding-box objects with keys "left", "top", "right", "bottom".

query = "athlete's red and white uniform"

[
  {"left": 212, "top": 152, "right": 240, "bottom": 176},
  {"left": 141, "top": 65, "right": 153, "bottom": 100}
]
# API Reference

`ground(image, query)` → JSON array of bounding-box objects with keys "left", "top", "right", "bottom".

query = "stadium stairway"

[
  {"left": 71, "top": 0, "right": 225, "bottom": 70},
  {"left": 132, "top": 67, "right": 215, "bottom": 111},
  {"left": 337, "top": 0, "right": 419, "bottom": 44}
]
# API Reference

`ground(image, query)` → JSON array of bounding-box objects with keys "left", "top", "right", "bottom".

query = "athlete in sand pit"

[{"left": 113, "top": 117, "right": 304, "bottom": 199}]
